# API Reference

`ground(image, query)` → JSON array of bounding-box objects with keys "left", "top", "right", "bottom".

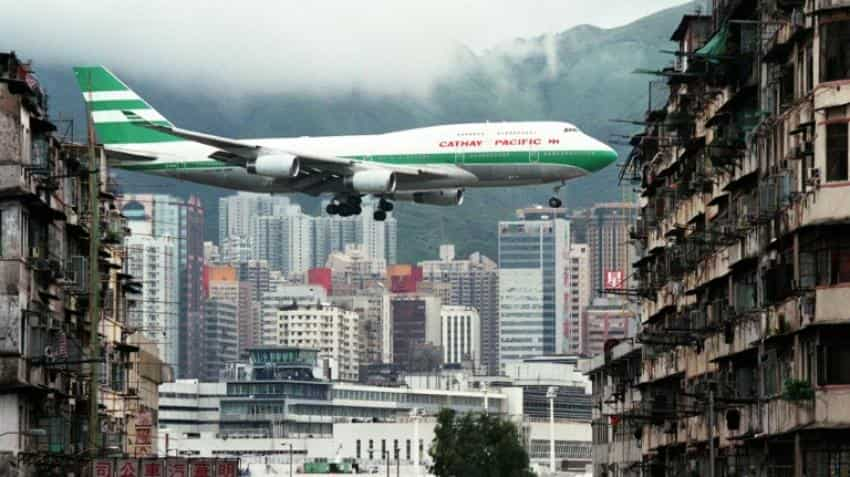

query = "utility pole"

[
  {"left": 708, "top": 387, "right": 716, "bottom": 477},
  {"left": 85, "top": 75, "right": 102, "bottom": 456},
  {"left": 289, "top": 443, "right": 293, "bottom": 477},
  {"left": 385, "top": 451, "right": 390, "bottom": 477}
]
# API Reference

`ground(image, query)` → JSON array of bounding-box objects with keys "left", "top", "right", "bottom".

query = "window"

[
  {"left": 820, "top": 20, "right": 850, "bottom": 83},
  {"left": 819, "top": 330, "right": 850, "bottom": 385},
  {"left": 826, "top": 120, "right": 848, "bottom": 182}
]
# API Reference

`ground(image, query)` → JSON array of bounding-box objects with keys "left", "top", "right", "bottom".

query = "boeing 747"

[{"left": 74, "top": 66, "right": 617, "bottom": 221}]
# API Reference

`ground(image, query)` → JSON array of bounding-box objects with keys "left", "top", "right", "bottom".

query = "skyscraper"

[
  {"left": 218, "top": 192, "right": 291, "bottom": 244},
  {"left": 252, "top": 213, "right": 314, "bottom": 276},
  {"left": 201, "top": 299, "right": 238, "bottom": 381},
  {"left": 124, "top": 232, "right": 178, "bottom": 368},
  {"left": 587, "top": 202, "right": 638, "bottom": 297},
  {"left": 121, "top": 193, "right": 204, "bottom": 377},
  {"left": 419, "top": 246, "right": 500, "bottom": 375},
  {"left": 498, "top": 207, "right": 570, "bottom": 369},
  {"left": 564, "top": 243, "right": 591, "bottom": 355}
]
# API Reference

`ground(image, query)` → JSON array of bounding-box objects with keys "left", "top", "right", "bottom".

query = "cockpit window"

[{"left": 564, "top": 127, "right": 578, "bottom": 133}]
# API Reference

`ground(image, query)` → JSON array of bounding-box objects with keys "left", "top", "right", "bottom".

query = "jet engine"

[
  {"left": 348, "top": 170, "right": 397, "bottom": 193},
  {"left": 392, "top": 189, "right": 464, "bottom": 206},
  {"left": 248, "top": 153, "right": 301, "bottom": 178}
]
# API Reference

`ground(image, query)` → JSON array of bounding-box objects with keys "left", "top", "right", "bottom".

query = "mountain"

[{"left": 34, "top": 2, "right": 694, "bottom": 263}]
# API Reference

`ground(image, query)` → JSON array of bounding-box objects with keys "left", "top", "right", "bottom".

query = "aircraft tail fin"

[{"left": 72, "top": 66, "right": 181, "bottom": 146}]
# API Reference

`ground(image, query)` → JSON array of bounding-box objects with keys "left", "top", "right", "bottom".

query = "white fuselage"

[{"left": 115, "top": 121, "right": 616, "bottom": 194}]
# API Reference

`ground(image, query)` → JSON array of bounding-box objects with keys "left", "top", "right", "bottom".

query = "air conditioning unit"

[{"left": 807, "top": 168, "right": 821, "bottom": 188}]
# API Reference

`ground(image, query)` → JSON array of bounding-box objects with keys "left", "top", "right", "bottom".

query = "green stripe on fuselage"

[{"left": 118, "top": 150, "right": 615, "bottom": 173}]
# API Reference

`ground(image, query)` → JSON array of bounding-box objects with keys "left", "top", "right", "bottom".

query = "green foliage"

[
  {"left": 429, "top": 409, "right": 535, "bottom": 477},
  {"left": 782, "top": 379, "right": 815, "bottom": 402}
]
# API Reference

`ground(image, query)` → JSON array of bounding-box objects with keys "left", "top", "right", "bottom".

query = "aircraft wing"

[{"left": 124, "top": 111, "right": 460, "bottom": 179}]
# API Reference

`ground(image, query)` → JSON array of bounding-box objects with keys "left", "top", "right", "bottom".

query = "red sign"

[
  {"left": 93, "top": 460, "right": 115, "bottom": 477},
  {"left": 136, "top": 427, "right": 152, "bottom": 446},
  {"left": 166, "top": 459, "right": 188, "bottom": 477},
  {"left": 216, "top": 460, "right": 238, "bottom": 477},
  {"left": 117, "top": 459, "right": 139, "bottom": 477},
  {"left": 604, "top": 270, "right": 625, "bottom": 290},
  {"left": 141, "top": 460, "right": 164, "bottom": 477},
  {"left": 189, "top": 460, "right": 212, "bottom": 477}
]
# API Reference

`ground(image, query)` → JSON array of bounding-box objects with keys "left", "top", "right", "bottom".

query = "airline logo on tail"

[{"left": 72, "top": 66, "right": 179, "bottom": 145}]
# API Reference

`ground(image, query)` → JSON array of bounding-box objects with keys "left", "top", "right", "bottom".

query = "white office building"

[{"left": 440, "top": 306, "right": 480, "bottom": 368}]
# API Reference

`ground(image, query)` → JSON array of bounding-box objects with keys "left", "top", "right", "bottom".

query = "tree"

[{"left": 429, "top": 409, "right": 535, "bottom": 477}]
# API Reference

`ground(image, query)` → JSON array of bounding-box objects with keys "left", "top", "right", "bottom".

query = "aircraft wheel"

[
  {"left": 373, "top": 210, "right": 387, "bottom": 222},
  {"left": 548, "top": 197, "right": 563, "bottom": 208},
  {"left": 326, "top": 203, "right": 339, "bottom": 215},
  {"left": 379, "top": 199, "right": 394, "bottom": 212},
  {"left": 352, "top": 205, "right": 363, "bottom": 215}
]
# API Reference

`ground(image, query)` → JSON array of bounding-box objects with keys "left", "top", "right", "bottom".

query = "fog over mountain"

[{"left": 11, "top": 1, "right": 697, "bottom": 262}]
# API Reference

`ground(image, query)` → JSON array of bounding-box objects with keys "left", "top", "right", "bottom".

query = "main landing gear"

[
  {"left": 373, "top": 198, "right": 394, "bottom": 222},
  {"left": 548, "top": 181, "right": 565, "bottom": 208},
  {"left": 325, "top": 196, "right": 394, "bottom": 221},
  {"left": 326, "top": 195, "right": 362, "bottom": 217}
]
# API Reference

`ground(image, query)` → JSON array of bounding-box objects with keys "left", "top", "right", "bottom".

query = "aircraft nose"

[
  {"left": 602, "top": 144, "right": 618, "bottom": 167},
  {"left": 587, "top": 137, "right": 618, "bottom": 172}
]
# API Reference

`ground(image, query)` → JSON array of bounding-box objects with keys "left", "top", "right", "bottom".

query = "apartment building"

[{"left": 610, "top": 2, "right": 850, "bottom": 475}]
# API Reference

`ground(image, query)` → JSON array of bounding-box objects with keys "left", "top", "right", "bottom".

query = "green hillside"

[{"left": 36, "top": 2, "right": 694, "bottom": 263}]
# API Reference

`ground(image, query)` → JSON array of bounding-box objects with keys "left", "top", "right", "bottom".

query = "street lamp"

[
  {"left": 411, "top": 408, "right": 424, "bottom": 477},
  {"left": 546, "top": 386, "right": 558, "bottom": 474}
]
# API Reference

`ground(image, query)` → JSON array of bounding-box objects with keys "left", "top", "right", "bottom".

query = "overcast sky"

[{"left": 7, "top": 0, "right": 691, "bottom": 96}]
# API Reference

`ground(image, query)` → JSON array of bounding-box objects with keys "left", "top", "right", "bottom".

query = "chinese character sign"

[
  {"left": 604, "top": 270, "right": 625, "bottom": 290},
  {"left": 141, "top": 460, "right": 164, "bottom": 477},
  {"left": 117, "top": 459, "right": 139, "bottom": 477},
  {"left": 189, "top": 460, "right": 212, "bottom": 477},
  {"left": 166, "top": 459, "right": 188, "bottom": 477},
  {"left": 216, "top": 460, "right": 238, "bottom": 477},
  {"left": 93, "top": 460, "right": 115, "bottom": 477}
]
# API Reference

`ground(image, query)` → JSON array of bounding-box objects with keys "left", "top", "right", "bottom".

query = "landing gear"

[
  {"left": 378, "top": 198, "right": 394, "bottom": 212},
  {"left": 326, "top": 196, "right": 363, "bottom": 217},
  {"left": 373, "top": 198, "right": 393, "bottom": 221},
  {"left": 549, "top": 181, "right": 565, "bottom": 208}
]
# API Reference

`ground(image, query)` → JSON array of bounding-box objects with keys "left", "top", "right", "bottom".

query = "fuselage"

[{"left": 114, "top": 121, "right": 617, "bottom": 193}]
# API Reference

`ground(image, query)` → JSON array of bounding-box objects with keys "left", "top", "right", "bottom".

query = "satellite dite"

[{"left": 74, "top": 66, "right": 617, "bottom": 221}]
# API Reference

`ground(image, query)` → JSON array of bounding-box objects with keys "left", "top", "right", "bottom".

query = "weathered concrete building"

[
  {"left": 606, "top": 1, "right": 850, "bottom": 475},
  {"left": 0, "top": 52, "right": 164, "bottom": 475}
]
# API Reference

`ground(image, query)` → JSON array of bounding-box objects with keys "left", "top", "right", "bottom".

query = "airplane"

[{"left": 73, "top": 66, "right": 617, "bottom": 221}]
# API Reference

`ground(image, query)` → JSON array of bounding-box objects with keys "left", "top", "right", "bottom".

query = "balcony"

[
  {"left": 801, "top": 184, "right": 850, "bottom": 227},
  {"left": 813, "top": 286, "right": 850, "bottom": 324},
  {"left": 815, "top": 0, "right": 850, "bottom": 11}
]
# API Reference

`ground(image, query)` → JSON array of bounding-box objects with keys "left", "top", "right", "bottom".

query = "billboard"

[
  {"left": 91, "top": 459, "right": 237, "bottom": 477},
  {"left": 604, "top": 269, "right": 625, "bottom": 290}
]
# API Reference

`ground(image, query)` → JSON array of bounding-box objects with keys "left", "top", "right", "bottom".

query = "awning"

[{"left": 695, "top": 24, "right": 729, "bottom": 63}]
